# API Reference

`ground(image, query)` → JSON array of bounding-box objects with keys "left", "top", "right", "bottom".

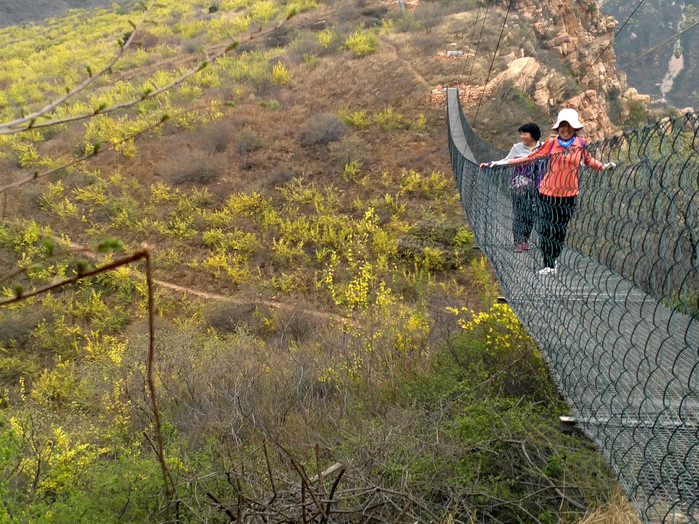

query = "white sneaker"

[{"left": 538, "top": 266, "right": 557, "bottom": 275}]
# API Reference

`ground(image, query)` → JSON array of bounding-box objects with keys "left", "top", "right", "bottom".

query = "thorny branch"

[{"left": 0, "top": 246, "right": 176, "bottom": 513}]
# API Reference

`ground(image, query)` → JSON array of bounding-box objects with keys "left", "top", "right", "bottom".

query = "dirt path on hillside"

[
  {"left": 380, "top": 37, "right": 430, "bottom": 89},
  {"left": 153, "top": 278, "right": 347, "bottom": 323},
  {"left": 54, "top": 237, "right": 348, "bottom": 324}
]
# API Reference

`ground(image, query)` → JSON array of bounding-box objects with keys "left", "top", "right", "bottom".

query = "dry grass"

[
  {"left": 158, "top": 149, "right": 225, "bottom": 186},
  {"left": 578, "top": 489, "right": 643, "bottom": 524},
  {"left": 298, "top": 112, "right": 347, "bottom": 147},
  {"left": 199, "top": 117, "right": 239, "bottom": 154}
]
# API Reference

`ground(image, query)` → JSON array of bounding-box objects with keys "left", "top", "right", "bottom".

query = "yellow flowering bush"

[
  {"left": 344, "top": 27, "right": 379, "bottom": 58},
  {"left": 448, "top": 302, "right": 552, "bottom": 399}
]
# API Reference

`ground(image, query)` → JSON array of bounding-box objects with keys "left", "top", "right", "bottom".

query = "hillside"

[
  {"left": 0, "top": 0, "right": 120, "bottom": 27},
  {"left": 0, "top": 1, "right": 642, "bottom": 522}
]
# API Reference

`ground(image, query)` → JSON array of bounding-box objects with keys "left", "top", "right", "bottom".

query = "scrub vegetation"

[{"left": 0, "top": 0, "right": 636, "bottom": 522}]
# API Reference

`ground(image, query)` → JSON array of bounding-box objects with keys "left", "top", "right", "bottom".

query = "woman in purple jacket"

[{"left": 481, "top": 122, "right": 542, "bottom": 252}]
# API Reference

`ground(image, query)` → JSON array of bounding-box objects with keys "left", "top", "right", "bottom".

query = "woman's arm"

[
  {"left": 582, "top": 149, "right": 605, "bottom": 171},
  {"left": 504, "top": 138, "right": 554, "bottom": 166},
  {"left": 479, "top": 144, "right": 519, "bottom": 168}
]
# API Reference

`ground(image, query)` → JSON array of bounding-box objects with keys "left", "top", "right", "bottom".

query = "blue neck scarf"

[{"left": 557, "top": 135, "right": 577, "bottom": 148}]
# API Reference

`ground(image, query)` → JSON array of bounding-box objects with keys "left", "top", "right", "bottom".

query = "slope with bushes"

[{"left": 0, "top": 1, "right": 638, "bottom": 522}]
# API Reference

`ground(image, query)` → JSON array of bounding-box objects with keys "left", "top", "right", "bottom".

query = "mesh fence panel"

[{"left": 447, "top": 88, "right": 699, "bottom": 523}]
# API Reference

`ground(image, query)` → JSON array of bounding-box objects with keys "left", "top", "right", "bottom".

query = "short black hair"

[{"left": 518, "top": 122, "right": 541, "bottom": 141}]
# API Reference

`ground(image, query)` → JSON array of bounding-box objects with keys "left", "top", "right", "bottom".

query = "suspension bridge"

[{"left": 447, "top": 87, "right": 699, "bottom": 523}]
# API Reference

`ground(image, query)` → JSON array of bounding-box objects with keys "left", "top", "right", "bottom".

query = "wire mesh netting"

[{"left": 447, "top": 88, "right": 699, "bottom": 523}]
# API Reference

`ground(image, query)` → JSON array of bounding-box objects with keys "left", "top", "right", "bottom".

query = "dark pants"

[
  {"left": 512, "top": 192, "right": 533, "bottom": 244},
  {"left": 537, "top": 194, "right": 577, "bottom": 269}
]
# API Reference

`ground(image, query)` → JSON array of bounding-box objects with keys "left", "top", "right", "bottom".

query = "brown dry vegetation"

[{"left": 61, "top": 6, "right": 468, "bottom": 302}]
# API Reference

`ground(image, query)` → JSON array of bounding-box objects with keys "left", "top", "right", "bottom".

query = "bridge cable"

[
  {"left": 618, "top": 19, "right": 699, "bottom": 71},
  {"left": 562, "top": 0, "right": 646, "bottom": 101},
  {"left": 466, "top": 1, "right": 492, "bottom": 87},
  {"left": 472, "top": 0, "right": 516, "bottom": 126},
  {"left": 460, "top": 1, "right": 483, "bottom": 81}
]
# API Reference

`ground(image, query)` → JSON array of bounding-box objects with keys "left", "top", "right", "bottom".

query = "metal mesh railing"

[{"left": 447, "top": 88, "right": 699, "bottom": 523}]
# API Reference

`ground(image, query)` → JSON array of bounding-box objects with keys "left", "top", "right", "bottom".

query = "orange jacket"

[{"left": 508, "top": 135, "right": 604, "bottom": 197}]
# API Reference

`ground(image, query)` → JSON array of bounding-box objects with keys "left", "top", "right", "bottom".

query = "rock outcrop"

[{"left": 462, "top": 0, "right": 652, "bottom": 140}]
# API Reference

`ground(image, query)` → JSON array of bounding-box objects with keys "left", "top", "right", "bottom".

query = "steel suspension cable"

[
  {"left": 466, "top": 1, "right": 491, "bottom": 87},
  {"left": 618, "top": 19, "right": 699, "bottom": 71},
  {"left": 563, "top": 0, "right": 646, "bottom": 100},
  {"left": 472, "top": 0, "right": 516, "bottom": 126},
  {"left": 461, "top": 1, "right": 484, "bottom": 80}
]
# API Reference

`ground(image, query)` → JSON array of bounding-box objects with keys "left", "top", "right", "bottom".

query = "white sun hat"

[{"left": 552, "top": 108, "right": 583, "bottom": 130}]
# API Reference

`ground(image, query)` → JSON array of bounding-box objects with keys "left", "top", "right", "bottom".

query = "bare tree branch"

[
  {"left": 0, "top": 247, "right": 149, "bottom": 305},
  {"left": 0, "top": 0, "right": 156, "bottom": 134},
  {"left": 1, "top": 15, "right": 288, "bottom": 135},
  {"left": 0, "top": 112, "right": 169, "bottom": 195}
]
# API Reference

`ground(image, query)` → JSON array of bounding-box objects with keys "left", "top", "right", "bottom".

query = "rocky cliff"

[
  {"left": 599, "top": 0, "right": 698, "bottom": 110},
  {"left": 461, "top": 0, "right": 653, "bottom": 140}
]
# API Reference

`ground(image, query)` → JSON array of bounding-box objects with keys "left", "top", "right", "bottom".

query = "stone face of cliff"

[
  {"left": 472, "top": 0, "right": 651, "bottom": 140},
  {"left": 600, "top": 0, "right": 698, "bottom": 110},
  {"left": 522, "top": 0, "right": 622, "bottom": 138}
]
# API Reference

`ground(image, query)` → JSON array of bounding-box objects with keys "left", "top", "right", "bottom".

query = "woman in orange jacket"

[{"left": 506, "top": 108, "right": 614, "bottom": 275}]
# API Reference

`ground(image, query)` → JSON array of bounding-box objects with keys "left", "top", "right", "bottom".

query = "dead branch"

[
  {"left": 206, "top": 491, "right": 236, "bottom": 522},
  {"left": 323, "top": 467, "right": 346, "bottom": 524},
  {"left": 309, "top": 462, "right": 344, "bottom": 484},
  {"left": 144, "top": 249, "right": 176, "bottom": 504},
  {"left": 291, "top": 457, "right": 327, "bottom": 520},
  {"left": 263, "top": 440, "right": 278, "bottom": 503},
  {"left": 392, "top": 499, "right": 412, "bottom": 524}
]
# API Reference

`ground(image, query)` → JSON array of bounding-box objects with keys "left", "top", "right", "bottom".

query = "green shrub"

[
  {"left": 373, "top": 106, "right": 410, "bottom": 131},
  {"left": 290, "top": 30, "right": 332, "bottom": 61},
  {"left": 337, "top": 108, "right": 370, "bottom": 127},
  {"left": 272, "top": 61, "right": 290, "bottom": 84},
  {"left": 259, "top": 99, "right": 280, "bottom": 109},
  {"left": 626, "top": 99, "right": 649, "bottom": 126},
  {"left": 317, "top": 28, "right": 334, "bottom": 48},
  {"left": 344, "top": 28, "right": 379, "bottom": 57}
]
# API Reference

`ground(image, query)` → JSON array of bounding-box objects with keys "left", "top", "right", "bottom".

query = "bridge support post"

[{"left": 559, "top": 416, "right": 578, "bottom": 434}]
